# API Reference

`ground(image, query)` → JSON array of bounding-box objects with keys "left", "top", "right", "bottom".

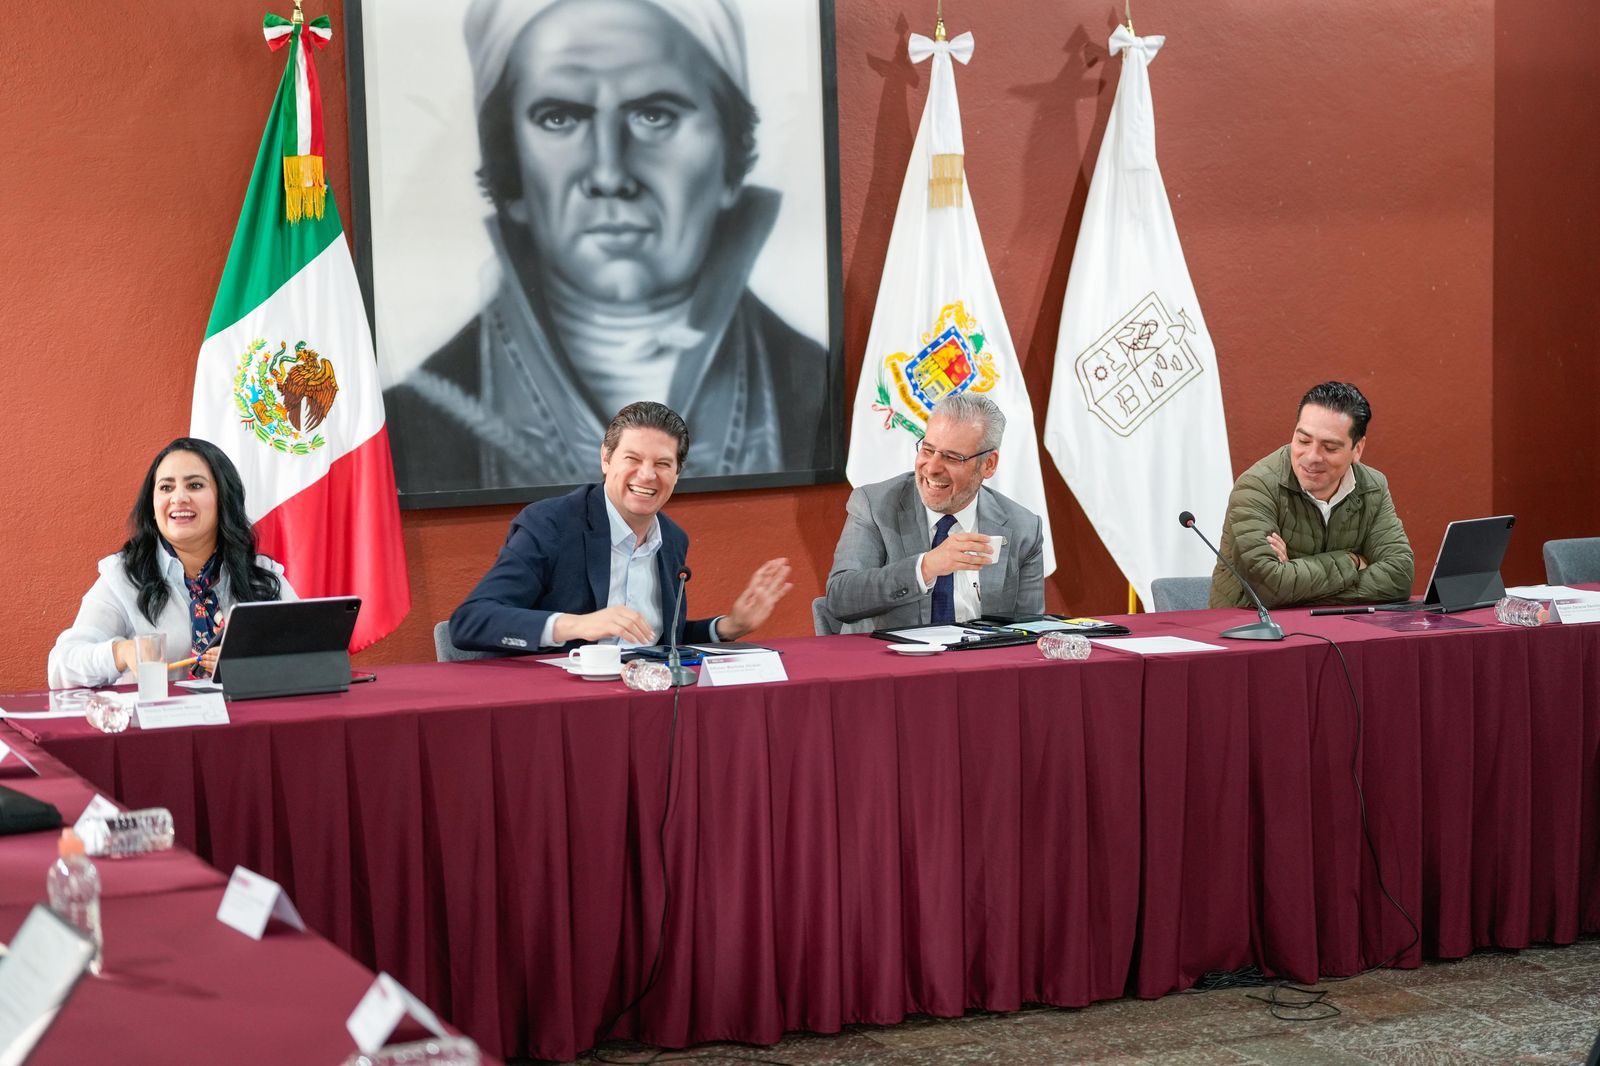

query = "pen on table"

[{"left": 1309, "top": 606, "right": 1377, "bottom": 616}]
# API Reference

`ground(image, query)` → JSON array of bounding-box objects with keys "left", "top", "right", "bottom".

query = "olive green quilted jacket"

[{"left": 1209, "top": 445, "right": 1414, "bottom": 609}]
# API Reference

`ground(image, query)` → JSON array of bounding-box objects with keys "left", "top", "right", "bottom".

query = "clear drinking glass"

[{"left": 132, "top": 633, "right": 167, "bottom": 702}]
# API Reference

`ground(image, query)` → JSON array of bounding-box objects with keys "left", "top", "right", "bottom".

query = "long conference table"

[{"left": 3, "top": 602, "right": 1598, "bottom": 1062}]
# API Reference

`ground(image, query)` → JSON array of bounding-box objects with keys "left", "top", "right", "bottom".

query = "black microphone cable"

[
  {"left": 1286, "top": 630, "right": 1420, "bottom": 972},
  {"left": 592, "top": 581, "right": 689, "bottom": 1063},
  {"left": 1190, "top": 629, "right": 1420, "bottom": 1023},
  {"left": 1212, "top": 630, "right": 1422, "bottom": 1024}
]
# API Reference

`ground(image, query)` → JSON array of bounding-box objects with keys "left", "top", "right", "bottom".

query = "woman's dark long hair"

[{"left": 121, "top": 438, "right": 283, "bottom": 625}]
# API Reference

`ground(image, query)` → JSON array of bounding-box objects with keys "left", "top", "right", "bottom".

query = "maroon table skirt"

[
  {"left": 0, "top": 735, "right": 499, "bottom": 1065},
  {"left": 9, "top": 613, "right": 1600, "bottom": 1061}
]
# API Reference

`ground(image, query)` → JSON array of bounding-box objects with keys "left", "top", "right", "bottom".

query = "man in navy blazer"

[{"left": 450, "top": 402, "right": 792, "bottom": 653}]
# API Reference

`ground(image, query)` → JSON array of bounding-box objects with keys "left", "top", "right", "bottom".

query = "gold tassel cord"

[
  {"left": 282, "top": 154, "right": 327, "bottom": 223},
  {"left": 928, "top": 152, "right": 965, "bottom": 209}
]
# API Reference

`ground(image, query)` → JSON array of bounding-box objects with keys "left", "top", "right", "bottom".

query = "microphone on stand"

[
  {"left": 665, "top": 565, "right": 696, "bottom": 687},
  {"left": 1178, "top": 510, "right": 1285, "bottom": 642}
]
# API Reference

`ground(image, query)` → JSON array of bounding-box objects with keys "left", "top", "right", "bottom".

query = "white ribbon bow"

[
  {"left": 908, "top": 30, "right": 975, "bottom": 65},
  {"left": 1108, "top": 24, "right": 1164, "bottom": 62}
]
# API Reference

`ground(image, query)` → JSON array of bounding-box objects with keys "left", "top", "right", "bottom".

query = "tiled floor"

[{"left": 576, "top": 938, "right": 1600, "bottom": 1065}]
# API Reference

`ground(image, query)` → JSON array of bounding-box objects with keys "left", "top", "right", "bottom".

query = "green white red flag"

[{"left": 190, "top": 12, "right": 409, "bottom": 650}]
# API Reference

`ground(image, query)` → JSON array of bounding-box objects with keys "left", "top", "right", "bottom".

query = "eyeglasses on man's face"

[{"left": 914, "top": 441, "right": 995, "bottom": 465}]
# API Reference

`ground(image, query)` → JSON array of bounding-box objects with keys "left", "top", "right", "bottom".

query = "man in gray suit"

[{"left": 825, "top": 393, "right": 1046, "bottom": 633}]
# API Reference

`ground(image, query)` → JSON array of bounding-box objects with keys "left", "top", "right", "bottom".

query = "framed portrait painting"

[{"left": 344, "top": 0, "right": 845, "bottom": 507}]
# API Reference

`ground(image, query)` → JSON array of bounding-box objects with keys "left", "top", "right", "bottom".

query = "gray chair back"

[
  {"left": 1543, "top": 538, "right": 1600, "bottom": 585},
  {"left": 433, "top": 620, "right": 497, "bottom": 662},
  {"left": 811, "top": 596, "right": 845, "bottom": 636},
  {"left": 1150, "top": 576, "right": 1212, "bottom": 612}
]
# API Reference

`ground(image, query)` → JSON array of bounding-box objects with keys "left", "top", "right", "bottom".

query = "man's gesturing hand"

[{"left": 719, "top": 558, "right": 794, "bottom": 640}]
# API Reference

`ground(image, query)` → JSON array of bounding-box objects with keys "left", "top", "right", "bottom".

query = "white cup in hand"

[
  {"left": 568, "top": 644, "right": 623, "bottom": 675},
  {"left": 980, "top": 535, "right": 1005, "bottom": 565}
]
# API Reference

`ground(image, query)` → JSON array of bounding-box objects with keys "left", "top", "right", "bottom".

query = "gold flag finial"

[
  {"left": 934, "top": 0, "right": 946, "bottom": 42},
  {"left": 1124, "top": 0, "right": 1134, "bottom": 34},
  {"left": 292, "top": 0, "right": 305, "bottom": 25}
]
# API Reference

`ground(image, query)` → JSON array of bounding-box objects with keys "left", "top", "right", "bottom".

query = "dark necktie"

[{"left": 930, "top": 514, "right": 957, "bottom": 624}]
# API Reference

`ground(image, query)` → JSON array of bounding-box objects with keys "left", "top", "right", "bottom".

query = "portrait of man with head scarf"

[{"left": 379, "top": 0, "right": 837, "bottom": 498}]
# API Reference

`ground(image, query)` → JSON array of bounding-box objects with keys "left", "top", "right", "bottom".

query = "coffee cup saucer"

[{"left": 571, "top": 665, "right": 623, "bottom": 680}]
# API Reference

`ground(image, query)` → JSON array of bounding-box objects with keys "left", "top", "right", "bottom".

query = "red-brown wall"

[
  {"left": 1492, "top": 2, "right": 1600, "bottom": 574},
  {"left": 1, "top": 0, "right": 1587, "bottom": 691}
]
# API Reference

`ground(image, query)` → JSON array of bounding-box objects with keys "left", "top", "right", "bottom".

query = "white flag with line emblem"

[
  {"left": 847, "top": 27, "right": 1055, "bottom": 574},
  {"left": 1042, "top": 25, "right": 1232, "bottom": 606}
]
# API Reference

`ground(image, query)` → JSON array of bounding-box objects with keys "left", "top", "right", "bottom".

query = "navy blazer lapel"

[
  {"left": 656, "top": 519, "right": 689, "bottom": 643},
  {"left": 584, "top": 486, "right": 612, "bottom": 611}
]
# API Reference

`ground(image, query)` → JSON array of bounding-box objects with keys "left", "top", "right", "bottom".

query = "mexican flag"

[
  {"left": 846, "top": 27, "right": 1055, "bottom": 574},
  {"left": 190, "top": 12, "right": 409, "bottom": 650}
]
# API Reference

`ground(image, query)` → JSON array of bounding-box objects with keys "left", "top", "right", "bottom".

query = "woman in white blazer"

[{"left": 48, "top": 437, "right": 298, "bottom": 688}]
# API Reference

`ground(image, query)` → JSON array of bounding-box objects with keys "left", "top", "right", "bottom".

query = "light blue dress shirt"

[{"left": 539, "top": 496, "right": 663, "bottom": 648}]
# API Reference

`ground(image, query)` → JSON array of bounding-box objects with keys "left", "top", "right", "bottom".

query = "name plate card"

[
  {"left": 1552, "top": 599, "right": 1600, "bottom": 625},
  {"left": 0, "top": 905, "right": 96, "bottom": 1064},
  {"left": 696, "top": 651, "right": 788, "bottom": 687},
  {"left": 0, "top": 738, "right": 38, "bottom": 776},
  {"left": 135, "top": 693, "right": 229, "bottom": 731},
  {"left": 346, "top": 972, "right": 451, "bottom": 1054},
  {"left": 72, "top": 794, "right": 121, "bottom": 856},
  {"left": 216, "top": 865, "right": 306, "bottom": 940}
]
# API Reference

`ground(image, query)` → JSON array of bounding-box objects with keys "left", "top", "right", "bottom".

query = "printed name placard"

[
  {"left": 0, "top": 905, "right": 96, "bottom": 1063},
  {"left": 135, "top": 693, "right": 230, "bottom": 731},
  {"left": 216, "top": 865, "right": 306, "bottom": 940},
  {"left": 346, "top": 972, "right": 451, "bottom": 1054},
  {"left": 1552, "top": 599, "right": 1600, "bottom": 625},
  {"left": 0, "top": 738, "right": 39, "bottom": 776},
  {"left": 72, "top": 794, "right": 121, "bottom": 856},
  {"left": 697, "top": 651, "right": 788, "bottom": 687}
]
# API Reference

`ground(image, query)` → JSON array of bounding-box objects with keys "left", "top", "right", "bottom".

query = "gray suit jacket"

[{"left": 825, "top": 473, "right": 1046, "bottom": 634}]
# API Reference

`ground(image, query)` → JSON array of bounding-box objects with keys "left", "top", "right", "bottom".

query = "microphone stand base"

[
  {"left": 665, "top": 665, "right": 698, "bottom": 687},
  {"left": 1220, "top": 619, "right": 1286, "bottom": 641}
]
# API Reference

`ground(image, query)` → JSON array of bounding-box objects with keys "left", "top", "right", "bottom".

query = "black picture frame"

[{"left": 343, "top": 0, "right": 846, "bottom": 509}]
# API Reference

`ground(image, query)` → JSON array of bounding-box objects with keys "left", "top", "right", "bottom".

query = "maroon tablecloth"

[
  {"left": 0, "top": 735, "right": 499, "bottom": 1065},
  {"left": 7, "top": 610, "right": 1599, "bottom": 1062}
]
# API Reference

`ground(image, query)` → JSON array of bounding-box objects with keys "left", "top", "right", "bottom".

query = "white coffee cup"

[
  {"left": 981, "top": 535, "right": 1006, "bottom": 565},
  {"left": 568, "top": 644, "right": 623, "bottom": 675},
  {"left": 133, "top": 632, "right": 168, "bottom": 702}
]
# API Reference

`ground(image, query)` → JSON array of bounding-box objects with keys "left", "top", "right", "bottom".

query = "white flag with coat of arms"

[
  {"left": 1042, "top": 25, "right": 1232, "bottom": 606},
  {"left": 846, "top": 27, "right": 1055, "bottom": 574}
]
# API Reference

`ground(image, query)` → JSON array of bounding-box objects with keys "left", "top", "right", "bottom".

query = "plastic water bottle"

[
  {"left": 95, "top": 808, "right": 176, "bottom": 858},
  {"left": 46, "top": 829, "right": 103, "bottom": 975},
  {"left": 1494, "top": 596, "right": 1549, "bottom": 627}
]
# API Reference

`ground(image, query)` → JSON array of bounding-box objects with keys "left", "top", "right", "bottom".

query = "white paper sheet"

[
  {"left": 1090, "top": 637, "right": 1227, "bottom": 655},
  {"left": 1506, "top": 584, "right": 1600, "bottom": 602}
]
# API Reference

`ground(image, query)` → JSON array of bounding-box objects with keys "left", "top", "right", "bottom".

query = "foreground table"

[
  {"left": 5, "top": 607, "right": 1597, "bottom": 1061},
  {"left": 0, "top": 737, "right": 493, "bottom": 1064}
]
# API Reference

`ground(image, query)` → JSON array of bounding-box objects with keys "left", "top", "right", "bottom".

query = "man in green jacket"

[{"left": 1210, "top": 382, "right": 1414, "bottom": 609}]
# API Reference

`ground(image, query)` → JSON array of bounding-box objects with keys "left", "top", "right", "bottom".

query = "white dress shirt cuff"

[
  {"left": 915, "top": 552, "right": 935, "bottom": 592},
  {"left": 540, "top": 614, "right": 563, "bottom": 649}
]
